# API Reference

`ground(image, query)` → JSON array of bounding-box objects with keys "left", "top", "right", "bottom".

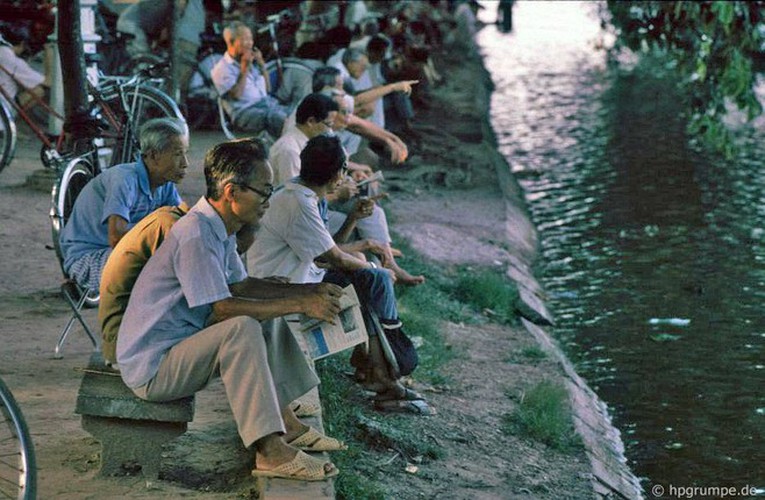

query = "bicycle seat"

[{"left": 132, "top": 57, "right": 169, "bottom": 78}]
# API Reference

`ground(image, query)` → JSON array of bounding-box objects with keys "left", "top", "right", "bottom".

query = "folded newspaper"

[{"left": 286, "top": 285, "right": 368, "bottom": 360}]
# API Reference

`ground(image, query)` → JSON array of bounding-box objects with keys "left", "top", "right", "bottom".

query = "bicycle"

[
  {"left": 46, "top": 63, "right": 185, "bottom": 310},
  {"left": 0, "top": 376, "right": 36, "bottom": 500},
  {"left": 0, "top": 61, "right": 182, "bottom": 176}
]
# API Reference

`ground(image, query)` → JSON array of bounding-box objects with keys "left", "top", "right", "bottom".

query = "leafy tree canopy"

[{"left": 602, "top": 1, "right": 765, "bottom": 155}]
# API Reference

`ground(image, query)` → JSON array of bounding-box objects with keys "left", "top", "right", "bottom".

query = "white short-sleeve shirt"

[
  {"left": 249, "top": 180, "right": 335, "bottom": 284},
  {"left": 0, "top": 45, "right": 45, "bottom": 102},
  {"left": 211, "top": 52, "right": 268, "bottom": 119},
  {"left": 268, "top": 126, "right": 309, "bottom": 187}
]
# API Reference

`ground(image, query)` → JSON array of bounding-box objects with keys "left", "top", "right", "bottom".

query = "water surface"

[{"left": 478, "top": 0, "right": 765, "bottom": 490}]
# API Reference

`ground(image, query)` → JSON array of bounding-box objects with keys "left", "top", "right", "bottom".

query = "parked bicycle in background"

[{"left": 0, "top": 376, "right": 36, "bottom": 500}]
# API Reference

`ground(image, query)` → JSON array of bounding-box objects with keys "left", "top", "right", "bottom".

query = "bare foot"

[
  {"left": 254, "top": 434, "right": 298, "bottom": 471},
  {"left": 390, "top": 262, "right": 425, "bottom": 286}
]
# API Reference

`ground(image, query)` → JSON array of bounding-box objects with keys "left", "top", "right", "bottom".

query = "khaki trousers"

[{"left": 133, "top": 316, "right": 319, "bottom": 448}]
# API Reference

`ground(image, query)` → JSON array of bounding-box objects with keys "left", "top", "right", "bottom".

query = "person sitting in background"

[
  {"left": 327, "top": 46, "right": 418, "bottom": 130},
  {"left": 311, "top": 66, "right": 408, "bottom": 167},
  {"left": 269, "top": 93, "right": 338, "bottom": 187},
  {"left": 59, "top": 118, "right": 188, "bottom": 293},
  {"left": 250, "top": 135, "right": 431, "bottom": 414},
  {"left": 323, "top": 91, "right": 425, "bottom": 286},
  {"left": 117, "top": 138, "right": 347, "bottom": 481},
  {"left": 366, "top": 34, "right": 416, "bottom": 137},
  {"left": 0, "top": 25, "right": 46, "bottom": 117},
  {"left": 212, "top": 21, "right": 288, "bottom": 138}
]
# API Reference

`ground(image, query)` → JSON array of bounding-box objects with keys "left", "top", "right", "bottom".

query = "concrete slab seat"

[{"left": 75, "top": 352, "right": 194, "bottom": 478}]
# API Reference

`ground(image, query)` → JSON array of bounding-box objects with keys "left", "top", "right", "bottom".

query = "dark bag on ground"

[
  {"left": 363, "top": 307, "right": 419, "bottom": 378},
  {"left": 383, "top": 327, "right": 418, "bottom": 377}
]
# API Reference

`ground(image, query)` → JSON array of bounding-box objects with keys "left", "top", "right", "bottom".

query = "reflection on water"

[{"left": 478, "top": 0, "right": 764, "bottom": 490}]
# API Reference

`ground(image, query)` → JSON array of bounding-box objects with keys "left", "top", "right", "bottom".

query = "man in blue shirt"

[
  {"left": 117, "top": 138, "right": 345, "bottom": 481},
  {"left": 59, "top": 117, "right": 188, "bottom": 292}
]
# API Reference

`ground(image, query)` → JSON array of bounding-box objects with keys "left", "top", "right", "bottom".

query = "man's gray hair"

[
  {"left": 223, "top": 21, "right": 249, "bottom": 45},
  {"left": 341, "top": 47, "right": 367, "bottom": 66},
  {"left": 138, "top": 118, "right": 188, "bottom": 156}
]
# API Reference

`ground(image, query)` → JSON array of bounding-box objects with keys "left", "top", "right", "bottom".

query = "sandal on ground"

[
  {"left": 373, "top": 387, "right": 423, "bottom": 403},
  {"left": 252, "top": 450, "right": 339, "bottom": 481},
  {"left": 290, "top": 400, "right": 321, "bottom": 417},
  {"left": 288, "top": 427, "right": 348, "bottom": 452},
  {"left": 374, "top": 398, "right": 436, "bottom": 416}
]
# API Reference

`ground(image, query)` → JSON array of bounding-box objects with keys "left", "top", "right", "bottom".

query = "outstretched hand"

[{"left": 395, "top": 80, "right": 419, "bottom": 95}]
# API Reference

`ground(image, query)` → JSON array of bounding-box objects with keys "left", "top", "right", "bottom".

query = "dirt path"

[{"left": 0, "top": 51, "right": 596, "bottom": 499}]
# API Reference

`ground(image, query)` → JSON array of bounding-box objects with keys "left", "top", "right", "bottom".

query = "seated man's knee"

[{"left": 225, "top": 316, "right": 263, "bottom": 341}]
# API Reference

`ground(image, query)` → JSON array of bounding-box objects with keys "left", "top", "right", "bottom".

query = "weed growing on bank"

[
  {"left": 316, "top": 242, "right": 527, "bottom": 498},
  {"left": 452, "top": 268, "right": 520, "bottom": 325},
  {"left": 503, "top": 379, "right": 581, "bottom": 451}
]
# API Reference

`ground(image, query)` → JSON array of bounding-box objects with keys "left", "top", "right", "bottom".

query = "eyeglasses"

[{"left": 237, "top": 183, "right": 274, "bottom": 202}]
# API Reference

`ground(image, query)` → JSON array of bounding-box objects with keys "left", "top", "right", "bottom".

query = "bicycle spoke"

[{"left": 0, "top": 379, "right": 35, "bottom": 500}]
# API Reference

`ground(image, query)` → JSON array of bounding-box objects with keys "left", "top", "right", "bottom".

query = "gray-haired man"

[
  {"left": 60, "top": 117, "right": 188, "bottom": 292},
  {"left": 117, "top": 138, "right": 345, "bottom": 481}
]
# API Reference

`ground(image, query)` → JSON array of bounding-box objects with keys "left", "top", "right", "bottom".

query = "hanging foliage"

[{"left": 602, "top": 1, "right": 765, "bottom": 156}]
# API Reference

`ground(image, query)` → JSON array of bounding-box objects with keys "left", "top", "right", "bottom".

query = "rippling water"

[{"left": 478, "top": 0, "right": 764, "bottom": 491}]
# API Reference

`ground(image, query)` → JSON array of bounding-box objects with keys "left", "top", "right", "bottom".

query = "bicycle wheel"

[
  {"left": 265, "top": 58, "right": 316, "bottom": 98},
  {"left": 0, "top": 377, "right": 37, "bottom": 500},
  {"left": 107, "top": 84, "right": 186, "bottom": 167},
  {"left": 0, "top": 99, "right": 18, "bottom": 175},
  {"left": 50, "top": 157, "right": 100, "bottom": 308}
]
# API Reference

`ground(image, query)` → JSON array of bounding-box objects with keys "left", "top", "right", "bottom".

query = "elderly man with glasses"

[{"left": 116, "top": 138, "right": 347, "bottom": 481}]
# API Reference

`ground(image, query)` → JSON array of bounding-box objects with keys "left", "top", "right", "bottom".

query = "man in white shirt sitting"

[
  {"left": 211, "top": 21, "right": 288, "bottom": 138},
  {"left": 251, "top": 135, "right": 432, "bottom": 415}
]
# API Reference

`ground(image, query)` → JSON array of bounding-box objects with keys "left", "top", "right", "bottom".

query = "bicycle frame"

[
  {"left": 0, "top": 77, "right": 66, "bottom": 155},
  {"left": 259, "top": 14, "right": 285, "bottom": 86}
]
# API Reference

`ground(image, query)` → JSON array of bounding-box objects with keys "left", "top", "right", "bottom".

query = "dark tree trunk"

[{"left": 58, "top": 0, "right": 98, "bottom": 145}]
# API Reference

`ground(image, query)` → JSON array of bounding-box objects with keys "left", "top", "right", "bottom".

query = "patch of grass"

[
  {"left": 316, "top": 357, "right": 441, "bottom": 500},
  {"left": 503, "top": 380, "right": 580, "bottom": 451},
  {"left": 519, "top": 346, "right": 547, "bottom": 361},
  {"left": 316, "top": 242, "right": 529, "bottom": 496},
  {"left": 451, "top": 268, "right": 519, "bottom": 324},
  {"left": 315, "top": 357, "right": 388, "bottom": 499}
]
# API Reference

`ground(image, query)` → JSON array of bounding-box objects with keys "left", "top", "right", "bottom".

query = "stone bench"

[{"left": 75, "top": 352, "right": 194, "bottom": 478}]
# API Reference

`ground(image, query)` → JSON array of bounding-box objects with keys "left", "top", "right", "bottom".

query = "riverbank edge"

[{"left": 471, "top": 53, "right": 644, "bottom": 499}]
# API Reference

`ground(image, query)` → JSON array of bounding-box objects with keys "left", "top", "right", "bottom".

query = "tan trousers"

[{"left": 133, "top": 316, "right": 319, "bottom": 448}]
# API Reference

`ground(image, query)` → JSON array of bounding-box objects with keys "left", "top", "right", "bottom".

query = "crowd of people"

[{"left": 6, "top": 0, "right": 490, "bottom": 484}]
